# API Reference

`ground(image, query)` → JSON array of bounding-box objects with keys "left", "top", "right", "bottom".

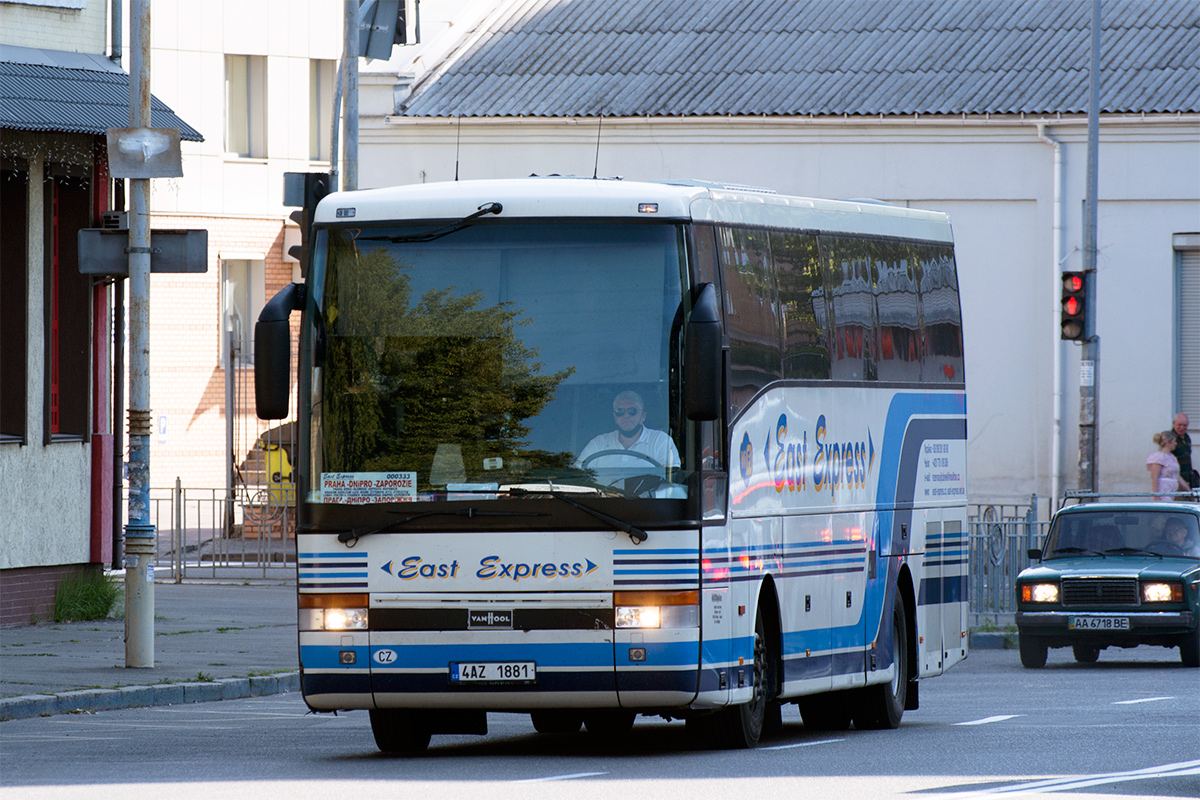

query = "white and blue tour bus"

[{"left": 255, "top": 177, "right": 969, "bottom": 752}]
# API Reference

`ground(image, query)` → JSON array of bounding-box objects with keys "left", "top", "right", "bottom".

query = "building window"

[
  {"left": 1, "top": 163, "right": 29, "bottom": 443},
  {"left": 222, "top": 259, "right": 264, "bottom": 365},
  {"left": 310, "top": 59, "right": 336, "bottom": 162},
  {"left": 1177, "top": 234, "right": 1200, "bottom": 423},
  {"left": 225, "top": 55, "right": 267, "bottom": 158},
  {"left": 44, "top": 167, "right": 91, "bottom": 441}
]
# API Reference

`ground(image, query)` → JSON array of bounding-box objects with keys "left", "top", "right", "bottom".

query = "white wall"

[{"left": 359, "top": 114, "right": 1200, "bottom": 504}]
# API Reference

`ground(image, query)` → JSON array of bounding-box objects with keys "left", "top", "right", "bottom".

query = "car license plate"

[
  {"left": 1068, "top": 616, "right": 1130, "bottom": 630},
  {"left": 449, "top": 661, "right": 536, "bottom": 684}
]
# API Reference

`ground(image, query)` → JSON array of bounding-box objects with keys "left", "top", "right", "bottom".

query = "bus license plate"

[
  {"left": 1068, "top": 616, "right": 1129, "bottom": 630},
  {"left": 450, "top": 661, "right": 536, "bottom": 684}
]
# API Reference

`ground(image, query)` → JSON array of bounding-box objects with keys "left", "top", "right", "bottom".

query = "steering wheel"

[
  {"left": 581, "top": 449, "right": 665, "bottom": 470},
  {"left": 1149, "top": 540, "right": 1186, "bottom": 556}
]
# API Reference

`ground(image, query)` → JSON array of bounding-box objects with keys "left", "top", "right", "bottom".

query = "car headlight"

[
  {"left": 1020, "top": 583, "right": 1060, "bottom": 603},
  {"left": 1142, "top": 582, "right": 1182, "bottom": 603}
]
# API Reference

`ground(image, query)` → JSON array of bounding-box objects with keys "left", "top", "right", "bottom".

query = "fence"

[
  {"left": 967, "top": 496, "right": 1050, "bottom": 625},
  {"left": 136, "top": 481, "right": 295, "bottom": 582}
]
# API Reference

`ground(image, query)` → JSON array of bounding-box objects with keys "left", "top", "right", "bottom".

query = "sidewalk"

[{"left": 0, "top": 581, "right": 299, "bottom": 721}]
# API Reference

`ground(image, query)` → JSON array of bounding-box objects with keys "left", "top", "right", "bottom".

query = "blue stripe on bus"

[
  {"left": 919, "top": 574, "right": 969, "bottom": 605},
  {"left": 299, "top": 552, "right": 366, "bottom": 558},
  {"left": 298, "top": 572, "right": 369, "bottom": 579},
  {"left": 302, "top": 672, "right": 371, "bottom": 696},
  {"left": 297, "top": 582, "right": 369, "bottom": 589}
]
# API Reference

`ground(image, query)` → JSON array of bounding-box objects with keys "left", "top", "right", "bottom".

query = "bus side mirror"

[
  {"left": 255, "top": 283, "right": 306, "bottom": 420},
  {"left": 684, "top": 282, "right": 721, "bottom": 421}
]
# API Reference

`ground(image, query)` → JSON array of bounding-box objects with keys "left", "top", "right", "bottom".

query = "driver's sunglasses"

[{"left": 613, "top": 407, "right": 641, "bottom": 417}]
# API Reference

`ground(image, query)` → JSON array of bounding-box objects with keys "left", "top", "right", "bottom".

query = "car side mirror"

[{"left": 1027, "top": 548, "right": 1043, "bottom": 560}]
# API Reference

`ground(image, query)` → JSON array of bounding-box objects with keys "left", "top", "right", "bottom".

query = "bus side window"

[
  {"left": 772, "top": 230, "right": 830, "bottom": 380},
  {"left": 818, "top": 235, "right": 877, "bottom": 382},
  {"left": 916, "top": 242, "right": 965, "bottom": 383},
  {"left": 717, "top": 225, "right": 782, "bottom": 412}
]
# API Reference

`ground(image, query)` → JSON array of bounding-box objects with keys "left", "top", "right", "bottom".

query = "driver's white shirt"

[{"left": 576, "top": 427, "right": 680, "bottom": 469}]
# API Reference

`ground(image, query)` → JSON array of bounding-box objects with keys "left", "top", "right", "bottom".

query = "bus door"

[
  {"left": 783, "top": 514, "right": 834, "bottom": 696},
  {"left": 915, "top": 509, "right": 946, "bottom": 676},
  {"left": 830, "top": 510, "right": 868, "bottom": 691}
]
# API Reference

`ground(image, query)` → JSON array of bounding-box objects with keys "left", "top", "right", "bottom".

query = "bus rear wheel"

[
  {"left": 369, "top": 708, "right": 432, "bottom": 754},
  {"left": 852, "top": 596, "right": 908, "bottom": 730}
]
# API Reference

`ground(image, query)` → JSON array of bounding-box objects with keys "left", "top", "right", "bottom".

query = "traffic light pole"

[{"left": 1078, "top": 0, "right": 1101, "bottom": 494}]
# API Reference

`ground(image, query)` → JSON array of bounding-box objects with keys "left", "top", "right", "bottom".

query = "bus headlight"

[
  {"left": 324, "top": 607, "right": 369, "bottom": 630},
  {"left": 298, "top": 593, "right": 369, "bottom": 631},
  {"left": 1142, "top": 582, "right": 1182, "bottom": 603},
  {"left": 614, "top": 590, "right": 699, "bottom": 628},
  {"left": 1020, "top": 583, "right": 1059, "bottom": 603}
]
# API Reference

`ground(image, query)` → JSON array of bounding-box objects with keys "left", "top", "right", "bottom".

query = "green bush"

[{"left": 53, "top": 569, "right": 122, "bottom": 622}]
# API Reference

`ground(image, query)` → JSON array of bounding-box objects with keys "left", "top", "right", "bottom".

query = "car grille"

[{"left": 1061, "top": 577, "right": 1139, "bottom": 606}]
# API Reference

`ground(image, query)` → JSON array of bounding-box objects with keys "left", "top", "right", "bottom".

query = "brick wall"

[
  {"left": 140, "top": 215, "right": 296, "bottom": 494},
  {"left": 0, "top": 563, "right": 94, "bottom": 628}
]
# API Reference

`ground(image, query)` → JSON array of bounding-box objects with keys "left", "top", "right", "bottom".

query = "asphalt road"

[{"left": 1, "top": 647, "right": 1196, "bottom": 800}]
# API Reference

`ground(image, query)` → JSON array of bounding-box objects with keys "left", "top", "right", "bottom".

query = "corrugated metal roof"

[
  {"left": 399, "top": 0, "right": 1200, "bottom": 118},
  {"left": 0, "top": 46, "right": 204, "bottom": 141}
]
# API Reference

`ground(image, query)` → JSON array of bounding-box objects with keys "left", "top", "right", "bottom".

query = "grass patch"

[{"left": 53, "top": 569, "right": 122, "bottom": 622}]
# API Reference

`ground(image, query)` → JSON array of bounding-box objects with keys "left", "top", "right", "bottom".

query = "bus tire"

[
  {"left": 583, "top": 709, "right": 636, "bottom": 736},
  {"left": 852, "top": 596, "right": 908, "bottom": 730},
  {"left": 713, "top": 611, "right": 770, "bottom": 748},
  {"left": 797, "top": 692, "right": 852, "bottom": 731},
  {"left": 369, "top": 709, "right": 432, "bottom": 754},
  {"left": 531, "top": 710, "right": 583, "bottom": 734}
]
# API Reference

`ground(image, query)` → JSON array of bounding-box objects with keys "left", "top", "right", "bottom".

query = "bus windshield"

[{"left": 307, "top": 220, "right": 693, "bottom": 504}]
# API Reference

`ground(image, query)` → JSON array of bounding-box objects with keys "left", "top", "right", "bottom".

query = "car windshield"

[
  {"left": 305, "top": 221, "right": 694, "bottom": 504},
  {"left": 1043, "top": 510, "right": 1200, "bottom": 559}
]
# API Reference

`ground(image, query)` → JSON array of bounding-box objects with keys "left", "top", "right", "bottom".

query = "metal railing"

[
  {"left": 133, "top": 481, "right": 295, "bottom": 582},
  {"left": 967, "top": 496, "right": 1049, "bottom": 625}
]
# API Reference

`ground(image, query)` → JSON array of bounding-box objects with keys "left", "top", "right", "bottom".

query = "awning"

[{"left": 0, "top": 45, "right": 203, "bottom": 141}]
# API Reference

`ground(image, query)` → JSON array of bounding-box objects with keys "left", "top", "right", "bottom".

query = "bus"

[{"left": 255, "top": 177, "right": 968, "bottom": 752}]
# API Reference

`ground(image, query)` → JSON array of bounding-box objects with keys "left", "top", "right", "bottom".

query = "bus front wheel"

[
  {"left": 369, "top": 708, "right": 432, "bottom": 754},
  {"left": 713, "top": 611, "right": 771, "bottom": 748}
]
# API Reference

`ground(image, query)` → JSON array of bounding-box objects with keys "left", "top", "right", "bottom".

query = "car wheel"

[
  {"left": 1072, "top": 645, "right": 1100, "bottom": 663},
  {"left": 1181, "top": 627, "right": 1200, "bottom": 668},
  {"left": 1019, "top": 633, "right": 1048, "bottom": 668}
]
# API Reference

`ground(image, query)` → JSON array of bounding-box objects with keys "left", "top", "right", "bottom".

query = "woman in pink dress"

[{"left": 1147, "top": 430, "right": 1187, "bottom": 501}]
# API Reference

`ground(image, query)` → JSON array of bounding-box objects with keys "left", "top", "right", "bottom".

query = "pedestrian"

[
  {"left": 1146, "top": 430, "right": 1188, "bottom": 501},
  {"left": 1171, "top": 413, "right": 1197, "bottom": 490}
]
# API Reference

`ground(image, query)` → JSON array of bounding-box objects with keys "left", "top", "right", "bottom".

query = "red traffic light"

[{"left": 1060, "top": 271, "right": 1087, "bottom": 341}]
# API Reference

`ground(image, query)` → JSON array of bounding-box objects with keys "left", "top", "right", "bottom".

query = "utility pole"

[
  {"left": 1079, "top": 0, "right": 1101, "bottom": 493},
  {"left": 342, "top": 0, "right": 359, "bottom": 191},
  {"left": 124, "top": 0, "right": 156, "bottom": 667}
]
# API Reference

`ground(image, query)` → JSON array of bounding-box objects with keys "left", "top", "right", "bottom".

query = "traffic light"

[
  {"left": 1060, "top": 271, "right": 1087, "bottom": 340},
  {"left": 282, "top": 172, "right": 331, "bottom": 277}
]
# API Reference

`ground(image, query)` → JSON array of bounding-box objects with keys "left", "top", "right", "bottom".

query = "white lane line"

[
  {"left": 513, "top": 772, "right": 608, "bottom": 783},
  {"left": 938, "top": 759, "right": 1200, "bottom": 796},
  {"left": 953, "top": 714, "right": 1023, "bottom": 726},
  {"left": 1112, "top": 696, "right": 1173, "bottom": 705},
  {"left": 761, "top": 737, "right": 845, "bottom": 750}
]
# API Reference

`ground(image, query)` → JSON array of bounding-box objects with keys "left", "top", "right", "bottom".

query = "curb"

[
  {"left": 970, "top": 631, "right": 1016, "bottom": 650},
  {"left": 0, "top": 672, "right": 300, "bottom": 721}
]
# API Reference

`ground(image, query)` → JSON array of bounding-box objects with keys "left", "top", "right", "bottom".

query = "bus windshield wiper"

[
  {"left": 357, "top": 202, "right": 503, "bottom": 244},
  {"left": 337, "top": 506, "right": 545, "bottom": 545},
  {"left": 507, "top": 487, "right": 648, "bottom": 545}
]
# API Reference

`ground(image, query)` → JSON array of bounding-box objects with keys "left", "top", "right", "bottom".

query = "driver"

[
  {"left": 1156, "top": 519, "right": 1200, "bottom": 557},
  {"left": 576, "top": 390, "right": 681, "bottom": 473}
]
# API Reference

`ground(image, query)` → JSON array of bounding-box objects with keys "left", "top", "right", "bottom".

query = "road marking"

[
  {"left": 513, "top": 772, "right": 608, "bottom": 783},
  {"left": 937, "top": 759, "right": 1200, "bottom": 796},
  {"left": 1112, "top": 696, "right": 1173, "bottom": 705},
  {"left": 761, "top": 737, "right": 844, "bottom": 750},
  {"left": 953, "top": 714, "right": 1023, "bottom": 726}
]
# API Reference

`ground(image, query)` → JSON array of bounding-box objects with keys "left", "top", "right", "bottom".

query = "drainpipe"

[{"left": 1035, "top": 121, "right": 1065, "bottom": 509}]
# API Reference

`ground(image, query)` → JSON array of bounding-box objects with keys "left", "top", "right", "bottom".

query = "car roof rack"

[{"left": 1060, "top": 490, "right": 1200, "bottom": 508}]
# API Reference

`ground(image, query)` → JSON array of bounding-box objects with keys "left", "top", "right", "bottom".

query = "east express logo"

[
  {"left": 381, "top": 555, "right": 599, "bottom": 583},
  {"left": 759, "top": 413, "right": 875, "bottom": 501}
]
